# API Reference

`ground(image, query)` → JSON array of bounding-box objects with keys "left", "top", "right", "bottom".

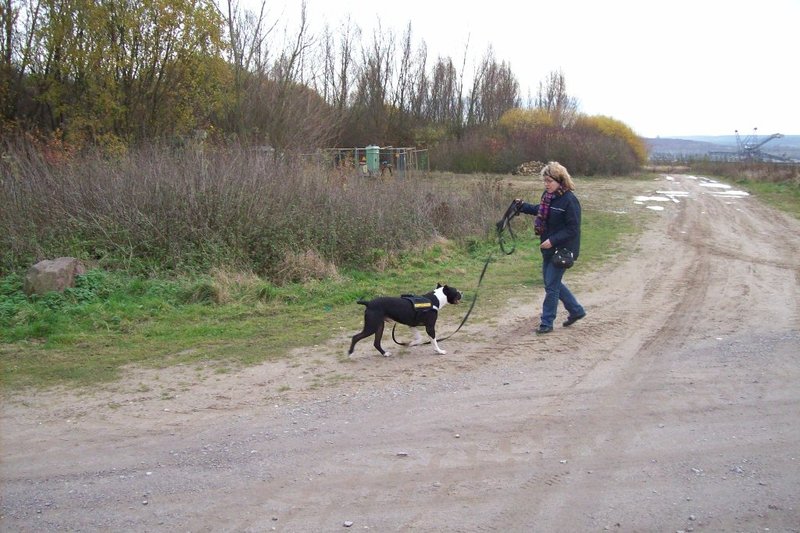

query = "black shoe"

[
  {"left": 562, "top": 312, "right": 586, "bottom": 327},
  {"left": 535, "top": 325, "right": 553, "bottom": 334}
]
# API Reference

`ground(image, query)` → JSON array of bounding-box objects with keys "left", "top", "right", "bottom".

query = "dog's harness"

[
  {"left": 401, "top": 294, "right": 435, "bottom": 322},
  {"left": 401, "top": 294, "right": 434, "bottom": 310},
  {"left": 391, "top": 200, "right": 521, "bottom": 348}
]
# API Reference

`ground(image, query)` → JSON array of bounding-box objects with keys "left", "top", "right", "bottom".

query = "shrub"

[
  {"left": 1, "top": 139, "right": 511, "bottom": 281},
  {"left": 274, "top": 250, "right": 341, "bottom": 285},
  {"left": 428, "top": 112, "right": 646, "bottom": 175}
]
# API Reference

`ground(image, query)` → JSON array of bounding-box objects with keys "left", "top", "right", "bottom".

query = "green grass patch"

[{"left": 734, "top": 179, "right": 800, "bottom": 220}]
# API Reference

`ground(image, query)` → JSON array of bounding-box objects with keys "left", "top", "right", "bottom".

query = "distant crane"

[{"left": 735, "top": 128, "right": 784, "bottom": 161}]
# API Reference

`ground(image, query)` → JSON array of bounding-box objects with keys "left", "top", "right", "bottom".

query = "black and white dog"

[{"left": 348, "top": 283, "right": 462, "bottom": 357}]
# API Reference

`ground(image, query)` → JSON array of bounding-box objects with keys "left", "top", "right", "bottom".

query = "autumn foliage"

[
  {"left": 432, "top": 111, "right": 646, "bottom": 175},
  {"left": 2, "top": 0, "right": 645, "bottom": 175}
]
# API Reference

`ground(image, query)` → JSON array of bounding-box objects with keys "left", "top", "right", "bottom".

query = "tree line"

[{"left": 1, "top": 0, "right": 645, "bottom": 173}]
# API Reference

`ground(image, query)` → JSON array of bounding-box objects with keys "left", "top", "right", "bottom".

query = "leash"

[
  {"left": 496, "top": 200, "right": 522, "bottom": 255},
  {"left": 391, "top": 200, "right": 521, "bottom": 347}
]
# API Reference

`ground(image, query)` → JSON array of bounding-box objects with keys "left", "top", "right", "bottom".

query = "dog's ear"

[{"left": 437, "top": 282, "right": 442, "bottom": 288}]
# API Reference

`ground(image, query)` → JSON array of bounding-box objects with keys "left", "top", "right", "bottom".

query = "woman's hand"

[{"left": 540, "top": 239, "right": 553, "bottom": 249}]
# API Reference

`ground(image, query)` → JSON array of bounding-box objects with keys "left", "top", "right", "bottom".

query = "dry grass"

[
  {"left": 274, "top": 250, "right": 342, "bottom": 285},
  {"left": 0, "top": 142, "right": 511, "bottom": 278}
]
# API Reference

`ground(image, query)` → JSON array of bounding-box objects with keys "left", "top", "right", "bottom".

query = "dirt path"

[{"left": 2, "top": 174, "right": 800, "bottom": 532}]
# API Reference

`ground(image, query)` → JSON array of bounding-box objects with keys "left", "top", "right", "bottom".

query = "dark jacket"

[{"left": 519, "top": 190, "right": 581, "bottom": 260}]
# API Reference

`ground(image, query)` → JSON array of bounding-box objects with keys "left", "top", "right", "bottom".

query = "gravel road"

[{"left": 2, "top": 173, "right": 799, "bottom": 532}]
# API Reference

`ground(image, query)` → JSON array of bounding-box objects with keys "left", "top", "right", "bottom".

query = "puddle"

[
  {"left": 635, "top": 174, "right": 749, "bottom": 209},
  {"left": 710, "top": 189, "right": 750, "bottom": 198},
  {"left": 699, "top": 179, "right": 749, "bottom": 198},
  {"left": 634, "top": 196, "right": 670, "bottom": 203}
]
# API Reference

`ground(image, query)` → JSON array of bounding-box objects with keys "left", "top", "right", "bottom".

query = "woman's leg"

[
  {"left": 559, "top": 282, "right": 584, "bottom": 318},
  {"left": 540, "top": 260, "right": 564, "bottom": 328}
]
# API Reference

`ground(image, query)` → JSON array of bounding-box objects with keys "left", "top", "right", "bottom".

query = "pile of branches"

[{"left": 512, "top": 161, "right": 546, "bottom": 176}]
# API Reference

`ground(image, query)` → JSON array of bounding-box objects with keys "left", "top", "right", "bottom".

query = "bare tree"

[
  {"left": 0, "top": 0, "right": 31, "bottom": 122},
  {"left": 350, "top": 18, "right": 395, "bottom": 143},
  {"left": 316, "top": 16, "right": 358, "bottom": 113},
  {"left": 535, "top": 69, "right": 579, "bottom": 127},
  {"left": 214, "top": 0, "right": 277, "bottom": 136},
  {"left": 408, "top": 40, "right": 428, "bottom": 121},
  {"left": 259, "top": 2, "right": 337, "bottom": 152},
  {"left": 426, "top": 36, "right": 472, "bottom": 137},
  {"left": 220, "top": 0, "right": 275, "bottom": 76},
  {"left": 388, "top": 22, "right": 413, "bottom": 137},
  {"left": 216, "top": 1, "right": 337, "bottom": 151},
  {"left": 466, "top": 47, "right": 519, "bottom": 127},
  {"left": 426, "top": 57, "right": 459, "bottom": 126}
]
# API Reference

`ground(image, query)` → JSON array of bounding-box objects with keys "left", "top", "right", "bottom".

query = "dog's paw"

[
  {"left": 382, "top": 351, "right": 392, "bottom": 357},
  {"left": 409, "top": 339, "right": 422, "bottom": 347},
  {"left": 435, "top": 349, "right": 446, "bottom": 355}
]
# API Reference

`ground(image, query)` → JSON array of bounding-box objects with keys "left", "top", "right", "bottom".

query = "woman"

[{"left": 515, "top": 161, "right": 586, "bottom": 334}]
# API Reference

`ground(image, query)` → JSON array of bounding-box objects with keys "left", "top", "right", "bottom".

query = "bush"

[
  {"left": 429, "top": 114, "right": 646, "bottom": 175},
  {"left": 1, "top": 139, "right": 510, "bottom": 281},
  {"left": 690, "top": 160, "right": 800, "bottom": 184}
]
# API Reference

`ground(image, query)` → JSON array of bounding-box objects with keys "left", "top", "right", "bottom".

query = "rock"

[{"left": 23, "top": 257, "right": 86, "bottom": 296}]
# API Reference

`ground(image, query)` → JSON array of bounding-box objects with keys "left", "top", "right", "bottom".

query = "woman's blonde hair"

[{"left": 541, "top": 161, "right": 575, "bottom": 191}]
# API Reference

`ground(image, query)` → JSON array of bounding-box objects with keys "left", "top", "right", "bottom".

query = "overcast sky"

[{"left": 245, "top": 0, "right": 799, "bottom": 138}]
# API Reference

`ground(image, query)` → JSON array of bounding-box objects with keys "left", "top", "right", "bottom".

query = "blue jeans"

[{"left": 540, "top": 258, "right": 584, "bottom": 328}]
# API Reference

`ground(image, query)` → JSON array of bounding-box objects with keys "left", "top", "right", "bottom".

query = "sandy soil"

[{"left": 2, "top": 174, "right": 799, "bottom": 532}]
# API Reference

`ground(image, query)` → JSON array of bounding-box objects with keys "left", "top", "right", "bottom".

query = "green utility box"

[{"left": 366, "top": 145, "right": 380, "bottom": 174}]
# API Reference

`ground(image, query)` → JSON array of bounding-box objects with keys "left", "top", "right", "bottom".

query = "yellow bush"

[
  {"left": 498, "top": 108, "right": 553, "bottom": 135},
  {"left": 576, "top": 115, "right": 648, "bottom": 164}
]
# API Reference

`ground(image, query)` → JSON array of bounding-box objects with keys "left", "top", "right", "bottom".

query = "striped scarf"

[{"left": 534, "top": 187, "right": 565, "bottom": 235}]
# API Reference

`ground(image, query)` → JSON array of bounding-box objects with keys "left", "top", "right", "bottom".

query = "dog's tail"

[{"left": 357, "top": 300, "right": 369, "bottom": 306}]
